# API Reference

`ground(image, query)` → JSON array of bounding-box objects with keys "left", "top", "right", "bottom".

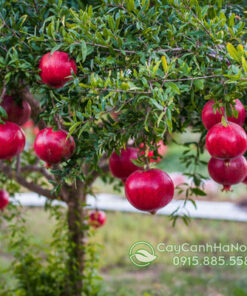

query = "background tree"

[{"left": 0, "top": 0, "right": 247, "bottom": 295}]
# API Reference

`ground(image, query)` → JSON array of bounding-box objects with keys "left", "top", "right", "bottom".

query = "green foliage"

[
  {"left": 0, "top": 202, "right": 104, "bottom": 296},
  {"left": 1, "top": 0, "right": 247, "bottom": 294}
]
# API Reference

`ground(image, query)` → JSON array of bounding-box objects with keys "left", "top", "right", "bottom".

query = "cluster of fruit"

[
  {"left": 109, "top": 142, "right": 174, "bottom": 215},
  {"left": 202, "top": 100, "right": 247, "bottom": 191},
  {"left": 88, "top": 142, "right": 170, "bottom": 228},
  {"left": 0, "top": 51, "right": 77, "bottom": 210}
]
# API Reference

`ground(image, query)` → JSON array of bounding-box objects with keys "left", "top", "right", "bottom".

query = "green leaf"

[
  {"left": 51, "top": 44, "right": 63, "bottom": 55},
  {"left": 127, "top": 0, "right": 135, "bottom": 11},
  {"left": 153, "top": 61, "right": 161, "bottom": 74},
  {"left": 165, "top": 82, "right": 181, "bottom": 94},
  {"left": 161, "top": 56, "right": 168, "bottom": 73},
  {"left": 194, "top": 79, "right": 204, "bottom": 90},
  {"left": 191, "top": 188, "right": 206, "bottom": 196},
  {"left": 227, "top": 43, "right": 241, "bottom": 62},
  {"left": 131, "top": 159, "right": 144, "bottom": 168},
  {"left": 242, "top": 56, "right": 247, "bottom": 73},
  {"left": 81, "top": 40, "right": 87, "bottom": 62}
]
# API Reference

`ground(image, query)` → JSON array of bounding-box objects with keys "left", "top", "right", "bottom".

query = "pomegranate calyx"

[{"left": 222, "top": 185, "right": 232, "bottom": 192}]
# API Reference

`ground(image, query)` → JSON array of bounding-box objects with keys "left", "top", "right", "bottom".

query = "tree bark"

[{"left": 65, "top": 181, "right": 87, "bottom": 296}]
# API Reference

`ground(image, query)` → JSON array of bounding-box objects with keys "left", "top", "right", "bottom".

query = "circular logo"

[{"left": 129, "top": 241, "right": 157, "bottom": 267}]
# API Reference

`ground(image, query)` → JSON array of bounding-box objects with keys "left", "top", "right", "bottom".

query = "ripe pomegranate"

[
  {"left": 139, "top": 140, "right": 168, "bottom": 163},
  {"left": 34, "top": 128, "right": 75, "bottom": 165},
  {"left": 109, "top": 147, "right": 141, "bottom": 182},
  {"left": 1, "top": 95, "right": 31, "bottom": 126},
  {"left": 125, "top": 169, "right": 174, "bottom": 214},
  {"left": 202, "top": 99, "right": 246, "bottom": 130},
  {"left": 0, "top": 190, "right": 9, "bottom": 210},
  {"left": 88, "top": 210, "right": 106, "bottom": 228},
  {"left": 206, "top": 122, "right": 247, "bottom": 159},
  {"left": 208, "top": 156, "right": 247, "bottom": 191},
  {"left": 39, "top": 51, "right": 77, "bottom": 88},
  {"left": 0, "top": 122, "right": 25, "bottom": 159}
]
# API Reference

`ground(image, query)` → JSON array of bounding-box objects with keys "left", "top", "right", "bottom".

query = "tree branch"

[
  {"left": 0, "top": 161, "right": 56, "bottom": 200},
  {"left": 21, "top": 165, "right": 55, "bottom": 181}
]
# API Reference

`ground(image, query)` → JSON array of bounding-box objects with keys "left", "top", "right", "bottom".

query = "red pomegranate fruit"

[
  {"left": 125, "top": 169, "right": 174, "bottom": 214},
  {"left": 39, "top": 51, "right": 77, "bottom": 88},
  {"left": 34, "top": 128, "right": 75, "bottom": 165},
  {"left": 208, "top": 156, "right": 247, "bottom": 191},
  {"left": 0, "top": 122, "right": 25, "bottom": 159},
  {"left": 1, "top": 95, "right": 31, "bottom": 126},
  {"left": 206, "top": 122, "right": 247, "bottom": 159},
  {"left": 0, "top": 190, "right": 9, "bottom": 210},
  {"left": 89, "top": 210, "right": 106, "bottom": 228},
  {"left": 202, "top": 99, "right": 246, "bottom": 130},
  {"left": 139, "top": 140, "right": 168, "bottom": 163},
  {"left": 109, "top": 147, "right": 141, "bottom": 182}
]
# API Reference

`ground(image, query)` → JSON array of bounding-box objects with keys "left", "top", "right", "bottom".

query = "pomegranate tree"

[
  {"left": 208, "top": 156, "right": 247, "bottom": 191},
  {"left": 0, "top": 122, "right": 25, "bottom": 159},
  {"left": 0, "top": 95, "right": 31, "bottom": 126},
  {"left": 39, "top": 51, "right": 77, "bottom": 88},
  {"left": 1, "top": 0, "right": 247, "bottom": 295},
  {"left": 34, "top": 128, "right": 75, "bottom": 165},
  {"left": 0, "top": 190, "right": 9, "bottom": 210},
  {"left": 125, "top": 169, "right": 174, "bottom": 214},
  {"left": 88, "top": 210, "right": 106, "bottom": 228},
  {"left": 206, "top": 122, "right": 247, "bottom": 159},
  {"left": 202, "top": 99, "right": 246, "bottom": 130}
]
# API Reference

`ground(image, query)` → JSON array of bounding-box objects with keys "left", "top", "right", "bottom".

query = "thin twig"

[
  {"left": 85, "top": 42, "right": 136, "bottom": 54},
  {"left": 153, "top": 74, "right": 224, "bottom": 83},
  {"left": 83, "top": 74, "right": 224, "bottom": 95}
]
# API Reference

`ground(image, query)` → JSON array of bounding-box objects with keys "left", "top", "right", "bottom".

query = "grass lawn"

[{"left": 1, "top": 208, "right": 247, "bottom": 296}]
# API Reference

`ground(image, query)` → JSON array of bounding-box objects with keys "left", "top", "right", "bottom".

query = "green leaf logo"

[
  {"left": 129, "top": 242, "right": 157, "bottom": 267},
  {"left": 135, "top": 250, "right": 157, "bottom": 263}
]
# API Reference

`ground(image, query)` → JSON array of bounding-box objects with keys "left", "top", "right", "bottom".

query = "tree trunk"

[{"left": 65, "top": 183, "right": 87, "bottom": 296}]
